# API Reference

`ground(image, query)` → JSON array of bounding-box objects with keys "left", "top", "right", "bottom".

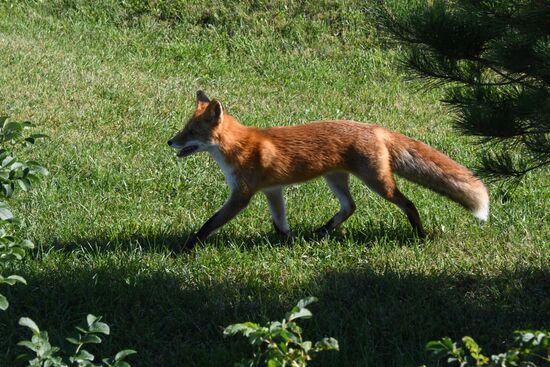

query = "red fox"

[{"left": 168, "top": 91, "right": 489, "bottom": 250}]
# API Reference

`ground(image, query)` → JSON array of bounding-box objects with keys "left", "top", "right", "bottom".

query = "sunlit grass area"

[{"left": 0, "top": 1, "right": 548, "bottom": 366}]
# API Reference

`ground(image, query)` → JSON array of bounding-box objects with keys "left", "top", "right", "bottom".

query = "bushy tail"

[{"left": 389, "top": 133, "right": 489, "bottom": 221}]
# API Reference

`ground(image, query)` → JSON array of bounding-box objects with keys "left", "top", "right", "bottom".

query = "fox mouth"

[{"left": 177, "top": 145, "right": 199, "bottom": 158}]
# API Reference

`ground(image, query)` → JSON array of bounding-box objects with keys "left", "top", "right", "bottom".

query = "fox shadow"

[
  {"left": 46, "top": 221, "right": 424, "bottom": 255},
  {"left": 1, "top": 258, "right": 547, "bottom": 366}
]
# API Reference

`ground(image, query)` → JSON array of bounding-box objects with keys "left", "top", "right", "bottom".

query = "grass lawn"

[{"left": 0, "top": 1, "right": 548, "bottom": 366}]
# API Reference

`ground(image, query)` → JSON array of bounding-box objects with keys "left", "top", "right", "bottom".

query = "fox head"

[{"left": 168, "top": 90, "right": 224, "bottom": 158}]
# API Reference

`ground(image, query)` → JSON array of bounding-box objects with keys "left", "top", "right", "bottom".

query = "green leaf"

[
  {"left": 0, "top": 294, "right": 8, "bottom": 310},
  {"left": 463, "top": 336, "right": 488, "bottom": 364},
  {"left": 19, "top": 317, "right": 40, "bottom": 334},
  {"left": 3, "top": 121, "right": 24, "bottom": 140},
  {"left": 17, "top": 178, "right": 31, "bottom": 191},
  {"left": 0, "top": 116, "right": 8, "bottom": 129},
  {"left": 20, "top": 239, "right": 35, "bottom": 249},
  {"left": 81, "top": 334, "right": 102, "bottom": 344},
  {"left": 297, "top": 297, "right": 318, "bottom": 309},
  {"left": 89, "top": 320, "right": 110, "bottom": 335},
  {"left": 10, "top": 162, "right": 23, "bottom": 172},
  {"left": 27, "top": 162, "right": 49, "bottom": 176},
  {"left": 6, "top": 275, "right": 27, "bottom": 284},
  {"left": 275, "top": 328, "right": 292, "bottom": 343},
  {"left": 301, "top": 341, "right": 312, "bottom": 353},
  {"left": 66, "top": 337, "right": 80, "bottom": 345},
  {"left": 2, "top": 183, "right": 13, "bottom": 197},
  {"left": 0, "top": 274, "right": 27, "bottom": 286},
  {"left": 287, "top": 321, "right": 302, "bottom": 335},
  {"left": 17, "top": 340, "right": 38, "bottom": 352},
  {"left": 249, "top": 330, "right": 268, "bottom": 346},
  {"left": 0, "top": 202, "right": 13, "bottom": 220},
  {"left": 2, "top": 156, "right": 16, "bottom": 167},
  {"left": 86, "top": 314, "right": 99, "bottom": 326},
  {"left": 314, "top": 337, "right": 339, "bottom": 351},
  {"left": 224, "top": 322, "right": 260, "bottom": 337},
  {"left": 268, "top": 321, "right": 283, "bottom": 333},
  {"left": 427, "top": 337, "right": 456, "bottom": 353},
  {"left": 521, "top": 332, "right": 535, "bottom": 343},
  {"left": 72, "top": 349, "right": 95, "bottom": 361},
  {"left": 287, "top": 308, "right": 312, "bottom": 322},
  {"left": 0, "top": 170, "right": 10, "bottom": 180},
  {"left": 114, "top": 349, "right": 137, "bottom": 361}
]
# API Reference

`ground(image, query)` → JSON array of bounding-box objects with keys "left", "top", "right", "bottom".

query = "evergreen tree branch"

[{"left": 377, "top": 0, "right": 550, "bottom": 179}]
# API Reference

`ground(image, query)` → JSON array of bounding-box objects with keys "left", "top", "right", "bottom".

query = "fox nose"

[{"left": 167, "top": 140, "right": 173, "bottom": 146}]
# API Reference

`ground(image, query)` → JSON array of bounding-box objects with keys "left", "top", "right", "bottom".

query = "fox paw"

[
  {"left": 272, "top": 221, "right": 292, "bottom": 240},
  {"left": 314, "top": 225, "right": 332, "bottom": 237},
  {"left": 174, "top": 235, "right": 198, "bottom": 253}
]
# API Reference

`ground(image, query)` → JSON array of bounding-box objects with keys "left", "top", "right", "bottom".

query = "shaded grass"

[
  {"left": 0, "top": 1, "right": 549, "bottom": 366},
  {"left": 2, "top": 245, "right": 548, "bottom": 366}
]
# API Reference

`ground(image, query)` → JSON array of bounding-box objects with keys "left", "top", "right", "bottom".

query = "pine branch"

[{"left": 377, "top": 0, "right": 550, "bottom": 179}]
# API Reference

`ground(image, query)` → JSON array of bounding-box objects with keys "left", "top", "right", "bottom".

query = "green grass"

[{"left": 0, "top": 1, "right": 548, "bottom": 366}]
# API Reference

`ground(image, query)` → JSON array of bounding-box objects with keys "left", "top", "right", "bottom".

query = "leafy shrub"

[
  {"left": 0, "top": 117, "right": 48, "bottom": 196},
  {"left": 424, "top": 330, "right": 549, "bottom": 367},
  {"left": 0, "top": 117, "right": 135, "bottom": 366},
  {"left": 18, "top": 314, "right": 136, "bottom": 367},
  {"left": 0, "top": 116, "right": 48, "bottom": 310},
  {"left": 224, "top": 297, "right": 339, "bottom": 367}
]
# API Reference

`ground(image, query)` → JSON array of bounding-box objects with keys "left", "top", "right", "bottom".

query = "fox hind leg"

[
  {"left": 263, "top": 186, "right": 291, "bottom": 238},
  {"left": 358, "top": 173, "right": 426, "bottom": 238},
  {"left": 388, "top": 188, "right": 426, "bottom": 238},
  {"left": 316, "top": 172, "right": 356, "bottom": 235}
]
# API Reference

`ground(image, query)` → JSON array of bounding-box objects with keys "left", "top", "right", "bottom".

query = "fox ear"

[
  {"left": 204, "top": 100, "right": 223, "bottom": 123},
  {"left": 196, "top": 90, "right": 211, "bottom": 104}
]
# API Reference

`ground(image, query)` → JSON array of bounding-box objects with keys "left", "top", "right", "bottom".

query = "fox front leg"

[
  {"left": 181, "top": 191, "right": 253, "bottom": 251},
  {"left": 263, "top": 186, "right": 292, "bottom": 239}
]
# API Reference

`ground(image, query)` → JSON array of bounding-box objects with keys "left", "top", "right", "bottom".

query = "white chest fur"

[{"left": 208, "top": 146, "right": 238, "bottom": 191}]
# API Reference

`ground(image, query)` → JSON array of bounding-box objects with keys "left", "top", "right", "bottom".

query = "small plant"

[
  {"left": 224, "top": 297, "right": 339, "bottom": 367},
  {"left": 18, "top": 314, "right": 136, "bottom": 367},
  {"left": 0, "top": 116, "right": 48, "bottom": 310},
  {"left": 0, "top": 117, "right": 49, "bottom": 197},
  {"left": 424, "top": 330, "right": 549, "bottom": 367},
  {"left": 0, "top": 116, "right": 137, "bottom": 366}
]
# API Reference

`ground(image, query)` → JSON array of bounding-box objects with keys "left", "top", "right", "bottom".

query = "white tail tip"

[{"left": 472, "top": 203, "right": 489, "bottom": 222}]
